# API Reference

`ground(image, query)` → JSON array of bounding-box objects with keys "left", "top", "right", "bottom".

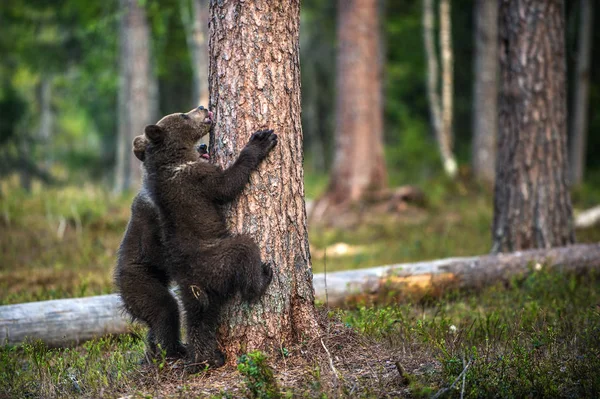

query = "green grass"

[
  {"left": 340, "top": 269, "right": 600, "bottom": 398},
  {"left": 0, "top": 334, "right": 146, "bottom": 398},
  {"left": 0, "top": 178, "right": 133, "bottom": 305}
]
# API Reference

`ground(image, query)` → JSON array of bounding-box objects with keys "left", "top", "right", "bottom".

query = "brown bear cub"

[
  {"left": 141, "top": 106, "right": 277, "bottom": 369},
  {"left": 114, "top": 135, "right": 190, "bottom": 360}
]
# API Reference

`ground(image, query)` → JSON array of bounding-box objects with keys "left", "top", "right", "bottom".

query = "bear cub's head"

[
  {"left": 133, "top": 133, "right": 210, "bottom": 163},
  {"left": 143, "top": 106, "right": 213, "bottom": 157}
]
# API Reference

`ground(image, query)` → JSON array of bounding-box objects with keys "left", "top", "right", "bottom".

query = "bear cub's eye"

[{"left": 179, "top": 113, "right": 190, "bottom": 120}]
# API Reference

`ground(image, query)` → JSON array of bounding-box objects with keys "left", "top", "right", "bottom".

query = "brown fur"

[
  {"left": 128, "top": 106, "right": 277, "bottom": 369},
  {"left": 114, "top": 135, "right": 189, "bottom": 359}
]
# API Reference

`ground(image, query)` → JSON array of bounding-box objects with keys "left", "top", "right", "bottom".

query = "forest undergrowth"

[{"left": 1, "top": 174, "right": 600, "bottom": 397}]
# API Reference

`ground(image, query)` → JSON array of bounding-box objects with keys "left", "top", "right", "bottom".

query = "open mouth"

[
  {"left": 203, "top": 110, "right": 214, "bottom": 124},
  {"left": 197, "top": 143, "right": 209, "bottom": 160}
]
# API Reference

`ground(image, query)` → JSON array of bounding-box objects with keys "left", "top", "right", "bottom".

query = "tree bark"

[
  {"left": 471, "top": 0, "right": 498, "bottom": 184},
  {"left": 316, "top": 0, "right": 386, "bottom": 211},
  {"left": 568, "top": 0, "right": 593, "bottom": 186},
  {"left": 114, "top": 0, "right": 152, "bottom": 194},
  {"left": 180, "top": 0, "right": 209, "bottom": 108},
  {"left": 208, "top": 0, "right": 320, "bottom": 363},
  {"left": 494, "top": 0, "right": 575, "bottom": 253}
]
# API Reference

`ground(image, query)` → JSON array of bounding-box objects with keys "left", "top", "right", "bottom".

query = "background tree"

[
  {"left": 312, "top": 0, "right": 387, "bottom": 219},
  {"left": 300, "top": 1, "right": 336, "bottom": 173},
  {"left": 423, "top": 0, "right": 457, "bottom": 178},
  {"left": 493, "top": 0, "right": 575, "bottom": 253},
  {"left": 208, "top": 0, "right": 321, "bottom": 361},
  {"left": 114, "top": 0, "right": 152, "bottom": 193},
  {"left": 180, "top": 0, "right": 209, "bottom": 107},
  {"left": 569, "top": 0, "right": 593, "bottom": 186},
  {"left": 471, "top": 0, "right": 498, "bottom": 184}
]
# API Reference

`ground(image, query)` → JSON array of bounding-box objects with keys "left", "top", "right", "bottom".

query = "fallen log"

[
  {"left": 0, "top": 294, "right": 129, "bottom": 347},
  {"left": 313, "top": 243, "right": 600, "bottom": 305},
  {"left": 1, "top": 243, "right": 599, "bottom": 346}
]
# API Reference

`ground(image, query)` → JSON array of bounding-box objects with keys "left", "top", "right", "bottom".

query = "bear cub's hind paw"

[{"left": 184, "top": 349, "right": 226, "bottom": 373}]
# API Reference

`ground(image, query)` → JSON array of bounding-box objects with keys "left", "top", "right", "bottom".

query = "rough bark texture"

[
  {"left": 208, "top": 0, "right": 320, "bottom": 363},
  {"left": 320, "top": 0, "right": 386, "bottom": 208},
  {"left": 494, "top": 0, "right": 575, "bottom": 253},
  {"left": 569, "top": 0, "right": 593, "bottom": 186},
  {"left": 114, "top": 0, "right": 151, "bottom": 193},
  {"left": 471, "top": 0, "right": 498, "bottom": 184}
]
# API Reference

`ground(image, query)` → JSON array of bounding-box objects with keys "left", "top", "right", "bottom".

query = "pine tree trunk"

[
  {"left": 471, "top": 0, "right": 498, "bottom": 184},
  {"left": 493, "top": 0, "right": 575, "bottom": 253},
  {"left": 318, "top": 0, "right": 386, "bottom": 211},
  {"left": 569, "top": 0, "right": 593, "bottom": 186},
  {"left": 208, "top": 0, "right": 321, "bottom": 363},
  {"left": 114, "top": 0, "right": 151, "bottom": 193}
]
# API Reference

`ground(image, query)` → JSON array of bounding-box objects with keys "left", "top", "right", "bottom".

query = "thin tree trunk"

[
  {"left": 114, "top": 0, "right": 151, "bottom": 194},
  {"left": 208, "top": 0, "right": 320, "bottom": 363},
  {"left": 423, "top": 0, "right": 442, "bottom": 142},
  {"left": 439, "top": 0, "right": 457, "bottom": 177},
  {"left": 127, "top": 0, "right": 151, "bottom": 190},
  {"left": 38, "top": 75, "right": 53, "bottom": 170},
  {"left": 113, "top": 9, "right": 128, "bottom": 195},
  {"left": 423, "top": 0, "right": 456, "bottom": 178},
  {"left": 471, "top": 0, "right": 498, "bottom": 184},
  {"left": 569, "top": 0, "right": 593, "bottom": 186},
  {"left": 493, "top": 0, "right": 575, "bottom": 253},
  {"left": 316, "top": 0, "right": 386, "bottom": 214},
  {"left": 114, "top": 0, "right": 130, "bottom": 194},
  {"left": 181, "top": 0, "right": 209, "bottom": 107}
]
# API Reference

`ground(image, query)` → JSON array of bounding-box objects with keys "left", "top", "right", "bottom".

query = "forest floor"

[{"left": 1, "top": 175, "right": 600, "bottom": 397}]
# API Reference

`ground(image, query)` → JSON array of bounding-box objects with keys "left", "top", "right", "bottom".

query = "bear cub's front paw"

[
  {"left": 261, "top": 262, "right": 273, "bottom": 288},
  {"left": 248, "top": 129, "right": 277, "bottom": 159}
]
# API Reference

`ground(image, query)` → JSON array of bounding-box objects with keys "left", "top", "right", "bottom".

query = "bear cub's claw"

[
  {"left": 248, "top": 129, "right": 278, "bottom": 159},
  {"left": 262, "top": 262, "right": 273, "bottom": 287}
]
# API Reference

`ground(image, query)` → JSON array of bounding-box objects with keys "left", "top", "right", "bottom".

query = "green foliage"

[{"left": 238, "top": 351, "right": 281, "bottom": 399}]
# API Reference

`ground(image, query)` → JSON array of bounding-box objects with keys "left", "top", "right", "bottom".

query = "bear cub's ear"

[
  {"left": 132, "top": 135, "right": 148, "bottom": 162},
  {"left": 144, "top": 124, "right": 164, "bottom": 143}
]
